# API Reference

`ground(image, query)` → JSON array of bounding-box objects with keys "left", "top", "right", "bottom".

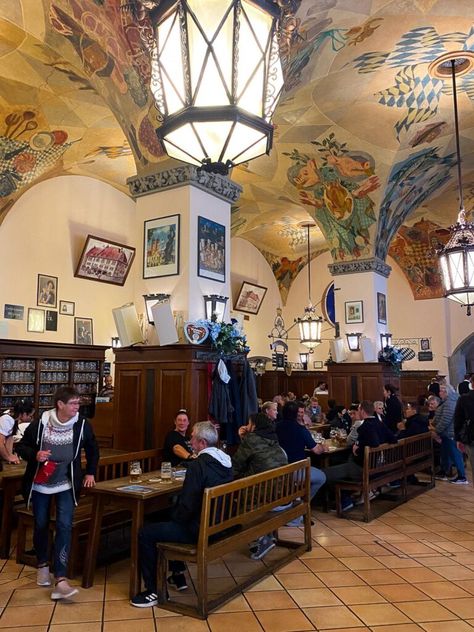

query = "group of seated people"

[{"left": 131, "top": 389, "right": 434, "bottom": 607}]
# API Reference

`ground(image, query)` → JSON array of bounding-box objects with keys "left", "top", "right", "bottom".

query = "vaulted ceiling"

[{"left": 1, "top": 0, "right": 473, "bottom": 304}]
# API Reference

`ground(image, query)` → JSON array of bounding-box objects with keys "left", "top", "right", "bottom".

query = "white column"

[
  {"left": 127, "top": 166, "right": 242, "bottom": 343},
  {"left": 329, "top": 258, "right": 392, "bottom": 362}
]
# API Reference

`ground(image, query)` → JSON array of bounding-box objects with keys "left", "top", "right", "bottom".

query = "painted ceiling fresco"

[{"left": 1, "top": 0, "right": 474, "bottom": 303}]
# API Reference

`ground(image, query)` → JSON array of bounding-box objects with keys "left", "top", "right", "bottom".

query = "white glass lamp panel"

[
  {"left": 439, "top": 255, "right": 451, "bottom": 291},
  {"left": 242, "top": 1, "right": 272, "bottom": 49},
  {"left": 229, "top": 133, "right": 268, "bottom": 165},
  {"left": 224, "top": 122, "right": 263, "bottom": 160},
  {"left": 188, "top": 0, "right": 232, "bottom": 36},
  {"left": 159, "top": 18, "right": 186, "bottom": 113},
  {"left": 238, "top": 63, "right": 265, "bottom": 115},
  {"left": 192, "top": 120, "right": 233, "bottom": 161},
  {"left": 194, "top": 54, "right": 230, "bottom": 106},
  {"left": 211, "top": 12, "right": 234, "bottom": 95},
  {"left": 450, "top": 292, "right": 468, "bottom": 305},
  {"left": 162, "top": 124, "right": 204, "bottom": 165},
  {"left": 156, "top": 11, "right": 176, "bottom": 55},
  {"left": 467, "top": 250, "right": 474, "bottom": 285},
  {"left": 162, "top": 139, "right": 202, "bottom": 166},
  {"left": 449, "top": 251, "right": 465, "bottom": 288},
  {"left": 236, "top": 21, "right": 265, "bottom": 114}
]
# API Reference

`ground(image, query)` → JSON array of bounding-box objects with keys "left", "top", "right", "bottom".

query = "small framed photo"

[
  {"left": 377, "top": 292, "right": 387, "bottom": 325},
  {"left": 197, "top": 216, "right": 225, "bottom": 282},
  {"left": 45, "top": 310, "right": 58, "bottom": 332},
  {"left": 420, "top": 338, "right": 431, "bottom": 351},
  {"left": 75, "top": 235, "right": 135, "bottom": 286},
  {"left": 59, "top": 300, "right": 75, "bottom": 316},
  {"left": 37, "top": 274, "right": 58, "bottom": 309},
  {"left": 4, "top": 304, "right": 24, "bottom": 320},
  {"left": 28, "top": 308, "right": 45, "bottom": 333},
  {"left": 313, "top": 360, "right": 324, "bottom": 369},
  {"left": 345, "top": 300, "right": 363, "bottom": 324},
  {"left": 143, "top": 214, "right": 180, "bottom": 279},
  {"left": 234, "top": 281, "right": 267, "bottom": 315},
  {"left": 75, "top": 317, "right": 93, "bottom": 345}
]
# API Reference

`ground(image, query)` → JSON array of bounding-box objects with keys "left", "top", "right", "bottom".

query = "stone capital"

[
  {"left": 127, "top": 165, "right": 242, "bottom": 204},
  {"left": 328, "top": 257, "right": 391, "bottom": 278}
]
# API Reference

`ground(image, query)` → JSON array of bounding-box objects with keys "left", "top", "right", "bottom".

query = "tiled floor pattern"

[{"left": 2, "top": 481, "right": 474, "bottom": 631}]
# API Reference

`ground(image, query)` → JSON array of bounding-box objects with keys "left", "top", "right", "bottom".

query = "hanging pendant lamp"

[
  {"left": 295, "top": 222, "right": 323, "bottom": 350},
  {"left": 429, "top": 52, "right": 474, "bottom": 315}
]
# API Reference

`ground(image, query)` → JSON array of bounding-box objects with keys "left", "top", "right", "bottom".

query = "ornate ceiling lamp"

[
  {"left": 295, "top": 222, "right": 323, "bottom": 351},
  {"left": 429, "top": 52, "right": 474, "bottom": 315},
  {"left": 146, "top": 0, "right": 284, "bottom": 174}
]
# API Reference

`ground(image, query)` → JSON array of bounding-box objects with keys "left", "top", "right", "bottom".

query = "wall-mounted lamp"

[
  {"left": 204, "top": 294, "right": 228, "bottom": 321},
  {"left": 380, "top": 332, "right": 392, "bottom": 350},
  {"left": 143, "top": 293, "right": 171, "bottom": 324},
  {"left": 299, "top": 351, "right": 309, "bottom": 370},
  {"left": 346, "top": 332, "right": 362, "bottom": 352},
  {"left": 111, "top": 336, "right": 121, "bottom": 349}
]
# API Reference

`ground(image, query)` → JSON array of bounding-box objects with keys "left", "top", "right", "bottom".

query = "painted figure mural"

[{"left": 286, "top": 134, "right": 379, "bottom": 261}]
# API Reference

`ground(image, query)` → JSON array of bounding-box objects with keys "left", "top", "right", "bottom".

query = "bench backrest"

[
  {"left": 197, "top": 459, "right": 310, "bottom": 548},
  {"left": 95, "top": 449, "right": 161, "bottom": 482},
  {"left": 363, "top": 442, "right": 404, "bottom": 485},
  {"left": 399, "top": 432, "right": 433, "bottom": 465}
]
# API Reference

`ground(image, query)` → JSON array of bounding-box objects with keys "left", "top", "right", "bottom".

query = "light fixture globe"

[
  {"left": 296, "top": 307, "right": 323, "bottom": 351},
  {"left": 149, "top": 0, "right": 284, "bottom": 173},
  {"left": 346, "top": 332, "right": 361, "bottom": 352}
]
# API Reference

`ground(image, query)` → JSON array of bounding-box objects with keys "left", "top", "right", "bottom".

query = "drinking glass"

[
  {"left": 129, "top": 461, "right": 142, "bottom": 483},
  {"left": 160, "top": 461, "right": 173, "bottom": 483}
]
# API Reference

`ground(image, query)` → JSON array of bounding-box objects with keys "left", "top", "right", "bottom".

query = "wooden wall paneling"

[
  {"left": 360, "top": 375, "right": 383, "bottom": 403},
  {"left": 399, "top": 371, "right": 437, "bottom": 400},
  {"left": 155, "top": 368, "right": 187, "bottom": 449},
  {"left": 190, "top": 363, "right": 211, "bottom": 424},
  {"left": 113, "top": 369, "right": 144, "bottom": 451}
]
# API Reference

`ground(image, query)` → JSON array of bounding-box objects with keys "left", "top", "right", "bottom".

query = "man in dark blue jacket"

[
  {"left": 397, "top": 402, "right": 429, "bottom": 439},
  {"left": 131, "top": 421, "right": 233, "bottom": 608}
]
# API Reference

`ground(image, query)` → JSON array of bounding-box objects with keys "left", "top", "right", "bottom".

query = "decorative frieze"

[{"left": 328, "top": 258, "right": 391, "bottom": 278}]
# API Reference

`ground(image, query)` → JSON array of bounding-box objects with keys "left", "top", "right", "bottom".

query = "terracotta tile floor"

[{"left": 1, "top": 481, "right": 474, "bottom": 631}]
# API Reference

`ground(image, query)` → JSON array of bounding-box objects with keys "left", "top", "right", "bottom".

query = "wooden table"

[
  {"left": 0, "top": 462, "right": 26, "bottom": 558},
  {"left": 81, "top": 471, "right": 184, "bottom": 598}
]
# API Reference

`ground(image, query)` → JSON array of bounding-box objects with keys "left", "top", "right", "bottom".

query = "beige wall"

[{"left": 0, "top": 175, "right": 136, "bottom": 351}]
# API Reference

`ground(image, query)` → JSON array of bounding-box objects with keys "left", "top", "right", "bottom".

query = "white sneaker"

[
  {"left": 37, "top": 566, "right": 51, "bottom": 586},
  {"left": 51, "top": 579, "right": 79, "bottom": 600}
]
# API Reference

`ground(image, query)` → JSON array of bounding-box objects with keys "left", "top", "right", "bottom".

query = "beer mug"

[
  {"left": 129, "top": 460, "right": 142, "bottom": 483},
  {"left": 160, "top": 461, "right": 173, "bottom": 483}
]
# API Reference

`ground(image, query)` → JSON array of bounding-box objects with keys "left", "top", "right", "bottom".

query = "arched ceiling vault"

[{"left": 1, "top": 0, "right": 474, "bottom": 303}]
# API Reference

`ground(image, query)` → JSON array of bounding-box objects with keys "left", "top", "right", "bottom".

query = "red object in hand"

[{"left": 33, "top": 461, "right": 58, "bottom": 484}]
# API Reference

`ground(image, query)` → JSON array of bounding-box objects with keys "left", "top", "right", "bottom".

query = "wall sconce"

[
  {"left": 204, "top": 294, "right": 228, "bottom": 321},
  {"left": 299, "top": 351, "right": 309, "bottom": 370},
  {"left": 346, "top": 332, "right": 362, "bottom": 352},
  {"left": 111, "top": 337, "right": 121, "bottom": 349},
  {"left": 380, "top": 332, "right": 392, "bottom": 350},
  {"left": 143, "top": 293, "right": 171, "bottom": 324}
]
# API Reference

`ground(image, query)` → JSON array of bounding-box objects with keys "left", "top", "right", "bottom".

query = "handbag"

[{"left": 33, "top": 460, "right": 58, "bottom": 484}]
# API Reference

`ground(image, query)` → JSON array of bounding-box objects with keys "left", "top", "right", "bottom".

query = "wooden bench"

[
  {"left": 156, "top": 459, "right": 312, "bottom": 619},
  {"left": 335, "top": 432, "right": 434, "bottom": 522},
  {"left": 15, "top": 448, "right": 161, "bottom": 575}
]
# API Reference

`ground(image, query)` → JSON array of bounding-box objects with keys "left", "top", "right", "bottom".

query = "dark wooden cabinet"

[
  {"left": 112, "top": 344, "right": 212, "bottom": 451},
  {"left": 0, "top": 339, "right": 107, "bottom": 419}
]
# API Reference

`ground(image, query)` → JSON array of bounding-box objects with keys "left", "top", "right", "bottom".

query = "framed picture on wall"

[
  {"left": 74, "top": 317, "right": 93, "bottom": 345},
  {"left": 197, "top": 216, "right": 225, "bottom": 282},
  {"left": 59, "top": 300, "right": 75, "bottom": 316},
  {"left": 37, "top": 274, "right": 58, "bottom": 309},
  {"left": 45, "top": 310, "right": 58, "bottom": 332},
  {"left": 345, "top": 300, "right": 363, "bottom": 324},
  {"left": 143, "top": 214, "right": 180, "bottom": 279},
  {"left": 27, "top": 308, "right": 45, "bottom": 333},
  {"left": 234, "top": 282, "right": 267, "bottom": 315},
  {"left": 377, "top": 292, "right": 387, "bottom": 324},
  {"left": 75, "top": 235, "right": 135, "bottom": 286}
]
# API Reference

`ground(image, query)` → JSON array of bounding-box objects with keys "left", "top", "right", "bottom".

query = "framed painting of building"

[
  {"left": 345, "top": 300, "right": 364, "bottom": 324},
  {"left": 75, "top": 235, "right": 135, "bottom": 286},
  {"left": 143, "top": 214, "right": 180, "bottom": 279},
  {"left": 234, "top": 281, "right": 267, "bottom": 315},
  {"left": 197, "top": 216, "right": 225, "bottom": 282}
]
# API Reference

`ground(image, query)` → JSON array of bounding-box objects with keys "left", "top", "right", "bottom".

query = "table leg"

[
  {"left": 81, "top": 496, "right": 104, "bottom": 588},
  {"left": 0, "top": 479, "right": 16, "bottom": 558},
  {"left": 129, "top": 500, "right": 145, "bottom": 599}
]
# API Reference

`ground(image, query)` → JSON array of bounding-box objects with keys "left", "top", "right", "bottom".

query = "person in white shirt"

[{"left": 0, "top": 398, "right": 34, "bottom": 464}]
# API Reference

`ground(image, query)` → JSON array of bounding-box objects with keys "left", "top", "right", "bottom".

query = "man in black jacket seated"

[
  {"left": 397, "top": 402, "right": 429, "bottom": 439},
  {"left": 323, "top": 400, "right": 397, "bottom": 510},
  {"left": 131, "top": 421, "right": 233, "bottom": 608}
]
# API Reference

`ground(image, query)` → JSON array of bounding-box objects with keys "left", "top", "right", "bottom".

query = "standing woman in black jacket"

[
  {"left": 16, "top": 386, "right": 99, "bottom": 601},
  {"left": 383, "top": 384, "right": 403, "bottom": 433}
]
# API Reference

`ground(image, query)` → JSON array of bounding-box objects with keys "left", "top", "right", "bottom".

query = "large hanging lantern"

[
  {"left": 295, "top": 222, "right": 323, "bottom": 350},
  {"left": 149, "top": 0, "right": 283, "bottom": 173},
  {"left": 429, "top": 52, "right": 474, "bottom": 315}
]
